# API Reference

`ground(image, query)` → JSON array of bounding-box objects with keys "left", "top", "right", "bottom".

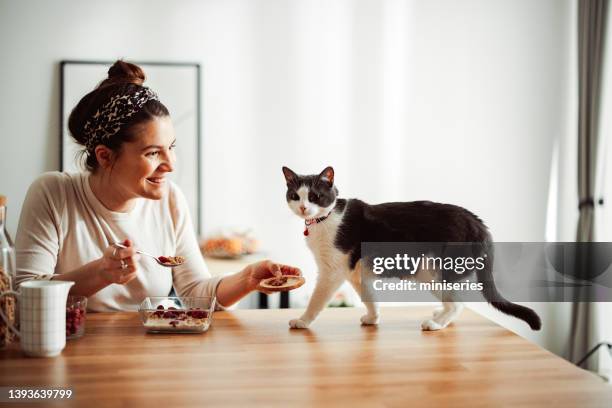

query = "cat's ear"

[
  {"left": 282, "top": 166, "right": 298, "bottom": 185},
  {"left": 318, "top": 166, "right": 334, "bottom": 187}
]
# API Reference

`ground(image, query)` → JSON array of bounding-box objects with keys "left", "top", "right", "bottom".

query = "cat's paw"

[
  {"left": 421, "top": 319, "right": 444, "bottom": 331},
  {"left": 360, "top": 314, "right": 380, "bottom": 326},
  {"left": 289, "top": 318, "right": 311, "bottom": 329},
  {"left": 432, "top": 307, "right": 445, "bottom": 319}
]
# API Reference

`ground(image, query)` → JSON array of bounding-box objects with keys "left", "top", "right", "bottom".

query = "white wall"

[{"left": 0, "top": 0, "right": 574, "bottom": 356}]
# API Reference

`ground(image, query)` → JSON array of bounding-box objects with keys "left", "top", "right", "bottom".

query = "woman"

[{"left": 15, "top": 60, "right": 299, "bottom": 311}]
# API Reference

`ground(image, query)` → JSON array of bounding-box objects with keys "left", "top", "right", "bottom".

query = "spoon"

[{"left": 112, "top": 242, "right": 186, "bottom": 267}]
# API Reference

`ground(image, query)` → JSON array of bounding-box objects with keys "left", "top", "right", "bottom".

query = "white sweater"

[{"left": 15, "top": 172, "right": 223, "bottom": 312}]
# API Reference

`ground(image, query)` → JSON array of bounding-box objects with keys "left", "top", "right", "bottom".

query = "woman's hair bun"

[{"left": 100, "top": 60, "right": 146, "bottom": 87}]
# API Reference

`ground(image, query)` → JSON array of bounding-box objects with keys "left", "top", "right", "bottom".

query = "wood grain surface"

[{"left": 1, "top": 307, "right": 611, "bottom": 407}]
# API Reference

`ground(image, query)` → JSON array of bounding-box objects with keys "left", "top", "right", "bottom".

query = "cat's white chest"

[{"left": 305, "top": 212, "right": 347, "bottom": 271}]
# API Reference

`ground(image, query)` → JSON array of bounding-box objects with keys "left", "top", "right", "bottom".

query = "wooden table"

[{"left": 1, "top": 307, "right": 611, "bottom": 407}]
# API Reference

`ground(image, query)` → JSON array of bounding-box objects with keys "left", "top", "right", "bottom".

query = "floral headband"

[{"left": 83, "top": 87, "right": 159, "bottom": 152}]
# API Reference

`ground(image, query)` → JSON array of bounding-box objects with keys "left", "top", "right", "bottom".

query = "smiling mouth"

[{"left": 146, "top": 177, "right": 165, "bottom": 185}]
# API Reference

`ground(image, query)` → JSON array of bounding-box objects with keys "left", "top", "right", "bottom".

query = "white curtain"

[{"left": 554, "top": 0, "right": 611, "bottom": 375}]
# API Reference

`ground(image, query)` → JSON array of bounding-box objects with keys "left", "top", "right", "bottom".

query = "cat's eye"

[
  {"left": 308, "top": 192, "right": 319, "bottom": 202},
  {"left": 290, "top": 192, "right": 299, "bottom": 201}
]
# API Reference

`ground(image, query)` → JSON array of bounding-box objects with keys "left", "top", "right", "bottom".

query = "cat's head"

[{"left": 282, "top": 166, "right": 338, "bottom": 220}]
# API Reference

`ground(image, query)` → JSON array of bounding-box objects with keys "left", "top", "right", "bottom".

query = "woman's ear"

[
  {"left": 282, "top": 166, "right": 298, "bottom": 185},
  {"left": 318, "top": 166, "right": 334, "bottom": 187},
  {"left": 94, "top": 145, "right": 115, "bottom": 170}
]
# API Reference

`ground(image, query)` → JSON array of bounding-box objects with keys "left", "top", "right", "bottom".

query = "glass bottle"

[{"left": 0, "top": 195, "right": 16, "bottom": 347}]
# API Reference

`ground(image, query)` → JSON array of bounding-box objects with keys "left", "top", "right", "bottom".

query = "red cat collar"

[{"left": 304, "top": 213, "right": 331, "bottom": 236}]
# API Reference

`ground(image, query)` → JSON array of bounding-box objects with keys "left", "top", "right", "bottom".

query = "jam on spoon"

[
  {"left": 112, "top": 242, "right": 185, "bottom": 267},
  {"left": 157, "top": 256, "right": 186, "bottom": 266}
]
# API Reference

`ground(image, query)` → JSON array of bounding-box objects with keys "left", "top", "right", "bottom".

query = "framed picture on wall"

[{"left": 59, "top": 60, "right": 202, "bottom": 233}]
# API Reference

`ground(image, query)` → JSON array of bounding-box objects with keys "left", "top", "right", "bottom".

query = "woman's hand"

[
  {"left": 244, "top": 260, "right": 302, "bottom": 293},
  {"left": 98, "top": 239, "right": 140, "bottom": 285}
]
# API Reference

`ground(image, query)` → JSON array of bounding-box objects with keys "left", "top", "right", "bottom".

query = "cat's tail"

[{"left": 475, "top": 244, "right": 542, "bottom": 331}]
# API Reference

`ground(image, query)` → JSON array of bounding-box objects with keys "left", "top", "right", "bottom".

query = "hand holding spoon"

[{"left": 113, "top": 242, "right": 186, "bottom": 267}]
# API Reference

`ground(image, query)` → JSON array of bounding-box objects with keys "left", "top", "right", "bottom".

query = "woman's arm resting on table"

[{"left": 215, "top": 260, "right": 301, "bottom": 307}]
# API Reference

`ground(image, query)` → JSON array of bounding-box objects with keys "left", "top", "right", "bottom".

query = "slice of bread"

[{"left": 259, "top": 275, "right": 305, "bottom": 292}]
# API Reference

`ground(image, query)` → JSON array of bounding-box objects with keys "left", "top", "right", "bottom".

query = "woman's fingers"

[
  {"left": 100, "top": 240, "right": 140, "bottom": 285},
  {"left": 261, "top": 261, "right": 301, "bottom": 277},
  {"left": 117, "top": 270, "right": 138, "bottom": 284},
  {"left": 115, "top": 257, "right": 138, "bottom": 283},
  {"left": 116, "top": 255, "right": 139, "bottom": 273},
  {"left": 262, "top": 260, "right": 281, "bottom": 278},
  {"left": 279, "top": 264, "right": 302, "bottom": 276},
  {"left": 114, "top": 245, "right": 136, "bottom": 260},
  {"left": 271, "top": 263, "right": 282, "bottom": 278},
  {"left": 253, "top": 260, "right": 281, "bottom": 279},
  {"left": 104, "top": 242, "right": 136, "bottom": 260}
]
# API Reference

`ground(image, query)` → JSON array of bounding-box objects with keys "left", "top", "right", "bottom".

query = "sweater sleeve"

[
  {"left": 168, "top": 183, "right": 226, "bottom": 310},
  {"left": 15, "top": 173, "right": 65, "bottom": 285}
]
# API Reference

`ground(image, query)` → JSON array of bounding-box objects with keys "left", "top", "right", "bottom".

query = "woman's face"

[{"left": 109, "top": 116, "right": 176, "bottom": 201}]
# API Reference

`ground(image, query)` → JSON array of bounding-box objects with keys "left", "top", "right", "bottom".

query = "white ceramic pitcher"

[{"left": 0, "top": 280, "right": 74, "bottom": 357}]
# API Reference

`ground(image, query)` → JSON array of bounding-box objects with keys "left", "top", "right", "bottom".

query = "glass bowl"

[
  {"left": 66, "top": 295, "right": 87, "bottom": 340},
  {"left": 138, "top": 296, "right": 216, "bottom": 333}
]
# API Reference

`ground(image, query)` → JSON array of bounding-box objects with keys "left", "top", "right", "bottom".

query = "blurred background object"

[{"left": 200, "top": 228, "right": 259, "bottom": 259}]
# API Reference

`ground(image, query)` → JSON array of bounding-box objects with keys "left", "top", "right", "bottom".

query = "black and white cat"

[{"left": 282, "top": 166, "right": 541, "bottom": 331}]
